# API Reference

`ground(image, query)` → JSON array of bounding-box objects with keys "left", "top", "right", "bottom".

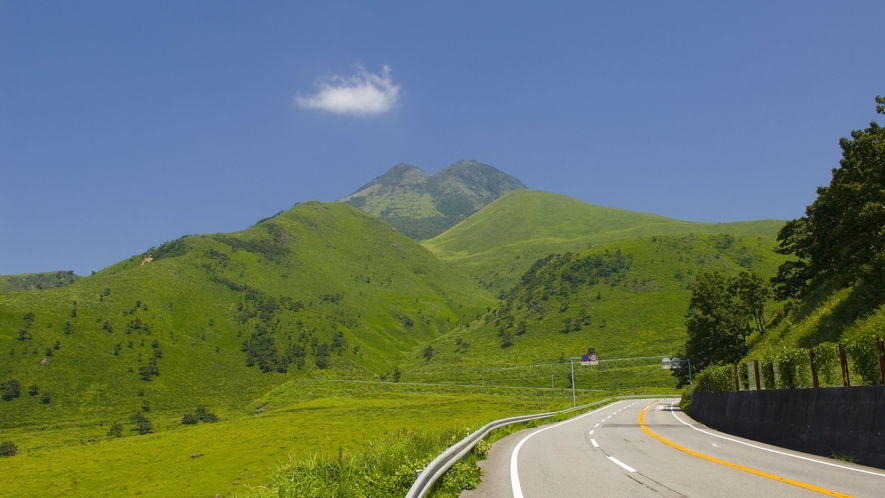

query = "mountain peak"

[{"left": 341, "top": 160, "right": 526, "bottom": 240}]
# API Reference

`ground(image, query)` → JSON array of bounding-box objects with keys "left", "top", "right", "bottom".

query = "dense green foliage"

[
  {"left": 774, "top": 97, "right": 885, "bottom": 298},
  {"left": 677, "top": 271, "right": 771, "bottom": 385},
  {"left": 691, "top": 99, "right": 885, "bottom": 392},
  {"left": 342, "top": 161, "right": 527, "bottom": 240}
]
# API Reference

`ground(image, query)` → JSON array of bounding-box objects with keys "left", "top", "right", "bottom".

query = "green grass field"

[{"left": 0, "top": 381, "right": 624, "bottom": 497}]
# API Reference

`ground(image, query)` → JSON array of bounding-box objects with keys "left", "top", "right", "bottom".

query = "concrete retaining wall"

[{"left": 691, "top": 386, "right": 885, "bottom": 469}]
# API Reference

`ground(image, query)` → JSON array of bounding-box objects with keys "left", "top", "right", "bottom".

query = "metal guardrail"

[{"left": 404, "top": 397, "right": 614, "bottom": 498}]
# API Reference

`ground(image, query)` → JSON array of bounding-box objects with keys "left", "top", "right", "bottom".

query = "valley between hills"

[{"left": 0, "top": 160, "right": 794, "bottom": 496}]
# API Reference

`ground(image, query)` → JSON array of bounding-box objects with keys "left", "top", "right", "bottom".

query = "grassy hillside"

[
  {"left": 342, "top": 160, "right": 527, "bottom": 240},
  {"left": 423, "top": 190, "right": 784, "bottom": 295},
  {"left": 0, "top": 271, "right": 81, "bottom": 294},
  {"left": 409, "top": 234, "right": 785, "bottom": 391},
  {"left": 0, "top": 201, "right": 495, "bottom": 432}
]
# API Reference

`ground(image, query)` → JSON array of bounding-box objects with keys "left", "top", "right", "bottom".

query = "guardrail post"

[
  {"left": 753, "top": 360, "right": 761, "bottom": 391},
  {"left": 809, "top": 349, "right": 819, "bottom": 388},
  {"left": 839, "top": 344, "right": 850, "bottom": 387},
  {"left": 878, "top": 338, "right": 885, "bottom": 385}
]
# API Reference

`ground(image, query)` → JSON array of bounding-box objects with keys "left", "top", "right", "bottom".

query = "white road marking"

[
  {"left": 668, "top": 401, "right": 885, "bottom": 478},
  {"left": 510, "top": 402, "right": 623, "bottom": 498},
  {"left": 608, "top": 456, "right": 637, "bottom": 472},
  {"left": 591, "top": 439, "right": 599, "bottom": 448},
  {"left": 589, "top": 430, "right": 594, "bottom": 435}
]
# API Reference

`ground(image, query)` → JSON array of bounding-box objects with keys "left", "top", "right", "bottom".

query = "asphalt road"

[{"left": 461, "top": 399, "right": 885, "bottom": 497}]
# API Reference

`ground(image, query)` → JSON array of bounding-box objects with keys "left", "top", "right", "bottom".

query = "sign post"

[{"left": 571, "top": 351, "right": 599, "bottom": 407}]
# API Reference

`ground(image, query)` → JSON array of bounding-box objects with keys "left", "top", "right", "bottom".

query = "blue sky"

[{"left": 2, "top": 1, "right": 883, "bottom": 275}]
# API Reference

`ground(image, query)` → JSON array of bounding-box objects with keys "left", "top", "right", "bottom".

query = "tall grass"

[{"left": 241, "top": 428, "right": 485, "bottom": 498}]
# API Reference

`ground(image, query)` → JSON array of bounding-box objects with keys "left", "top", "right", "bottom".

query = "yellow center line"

[{"left": 639, "top": 402, "right": 851, "bottom": 498}]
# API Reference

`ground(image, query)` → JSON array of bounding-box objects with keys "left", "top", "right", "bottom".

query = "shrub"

[
  {"left": 774, "top": 346, "right": 810, "bottom": 389},
  {"left": 40, "top": 392, "right": 51, "bottom": 404},
  {"left": 696, "top": 365, "right": 734, "bottom": 391},
  {"left": 181, "top": 413, "right": 198, "bottom": 425},
  {"left": 107, "top": 422, "right": 123, "bottom": 437},
  {"left": 0, "top": 441, "right": 18, "bottom": 457},
  {"left": 1, "top": 379, "right": 21, "bottom": 401},
  {"left": 844, "top": 335, "right": 882, "bottom": 385}
]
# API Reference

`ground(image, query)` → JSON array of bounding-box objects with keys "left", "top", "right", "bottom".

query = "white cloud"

[{"left": 295, "top": 65, "right": 400, "bottom": 116}]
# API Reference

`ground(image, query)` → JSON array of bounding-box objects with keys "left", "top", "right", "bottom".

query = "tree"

[
  {"left": 774, "top": 97, "right": 885, "bottom": 298},
  {"left": 423, "top": 345, "right": 434, "bottom": 361},
  {"left": 40, "top": 392, "right": 51, "bottom": 404},
  {"left": 682, "top": 272, "right": 749, "bottom": 377},
  {"left": 315, "top": 343, "right": 330, "bottom": 369},
  {"left": 729, "top": 271, "right": 771, "bottom": 336},
  {"left": 130, "top": 413, "right": 153, "bottom": 435}
]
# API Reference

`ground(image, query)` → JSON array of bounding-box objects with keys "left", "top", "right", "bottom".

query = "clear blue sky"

[{"left": 2, "top": 1, "right": 883, "bottom": 275}]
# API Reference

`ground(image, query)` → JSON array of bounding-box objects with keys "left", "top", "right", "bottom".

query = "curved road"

[{"left": 462, "top": 399, "right": 885, "bottom": 497}]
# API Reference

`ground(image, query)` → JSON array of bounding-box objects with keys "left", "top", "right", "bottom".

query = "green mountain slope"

[
  {"left": 408, "top": 234, "right": 785, "bottom": 390},
  {"left": 0, "top": 201, "right": 495, "bottom": 428},
  {"left": 0, "top": 271, "right": 81, "bottom": 294},
  {"left": 423, "top": 190, "right": 785, "bottom": 295},
  {"left": 341, "top": 160, "right": 527, "bottom": 240}
]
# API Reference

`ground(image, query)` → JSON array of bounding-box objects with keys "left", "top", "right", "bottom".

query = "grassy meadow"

[{"left": 0, "top": 381, "right": 610, "bottom": 497}]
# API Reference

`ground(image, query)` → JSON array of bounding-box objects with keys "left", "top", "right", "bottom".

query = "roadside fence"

[{"left": 696, "top": 334, "right": 885, "bottom": 391}]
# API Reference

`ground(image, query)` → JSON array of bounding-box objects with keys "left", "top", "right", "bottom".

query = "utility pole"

[{"left": 570, "top": 357, "right": 576, "bottom": 407}]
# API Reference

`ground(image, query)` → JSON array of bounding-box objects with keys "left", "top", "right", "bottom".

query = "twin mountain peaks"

[{"left": 341, "top": 160, "right": 527, "bottom": 239}]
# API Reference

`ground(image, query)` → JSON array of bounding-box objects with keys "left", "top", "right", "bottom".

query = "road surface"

[{"left": 461, "top": 399, "right": 885, "bottom": 497}]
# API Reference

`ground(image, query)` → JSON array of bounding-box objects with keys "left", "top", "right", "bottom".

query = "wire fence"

[{"left": 407, "top": 355, "right": 676, "bottom": 392}]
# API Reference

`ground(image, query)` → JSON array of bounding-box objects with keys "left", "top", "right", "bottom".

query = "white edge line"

[
  {"left": 608, "top": 456, "right": 637, "bottom": 472},
  {"left": 591, "top": 438, "right": 599, "bottom": 447},
  {"left": 511, "top": 401, "right": 624, "bottom": 498},
  {"left": 589, "top": 430, "right": 594, "bottom": 435},
  {"left": 668, "top": 401, "right": 885, "bottom": 478}
]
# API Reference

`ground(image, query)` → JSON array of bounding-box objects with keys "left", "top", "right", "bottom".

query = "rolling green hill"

[
  {"left": 0, "top": 271, "right": 81, "bottom": 294},
  {"left": 423, "top": 190, "right": 785, "bottom": 295},
  {"left": 341, "top": 160, "right": 527, "bottom": 240},
  {"left": 408, "top": 233, "right": 786, "bottom": 390},
  {"left": 0, "top": 201, "right": 495, "bottom": 430}
]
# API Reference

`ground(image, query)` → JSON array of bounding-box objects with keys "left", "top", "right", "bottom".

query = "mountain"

[
  {"left": 408, "top": 233, "right": 786, "bottom": 390},
  {"left": 341, "top": 160, "right": 527, "bottom": 240},
  {"left": 423, "top": 190, "right": 785, "bottom": 295},
  {"left": 0, "top": 201, "right": 495, "bottom": 428},
  {"left": 0, "top": 271, "right": 81, "bottom": 294}
]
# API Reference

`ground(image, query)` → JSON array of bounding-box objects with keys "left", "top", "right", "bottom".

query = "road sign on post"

[
  {"left": 588, "top": 353, "right": 598, "bottom": 365},
  {"left": 581, "top": 354, "right": 590, "bottom": 366}
]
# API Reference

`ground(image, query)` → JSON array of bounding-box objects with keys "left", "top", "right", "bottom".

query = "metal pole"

[{"left": 570, "top": 357, "right": 576, "bottom": 407}]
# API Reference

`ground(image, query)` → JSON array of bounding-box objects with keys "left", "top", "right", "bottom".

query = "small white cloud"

[{"left": 295, "top": 65, "right": 400, "bottom": 116}]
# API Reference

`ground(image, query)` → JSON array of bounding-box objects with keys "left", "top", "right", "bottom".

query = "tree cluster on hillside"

[{"left": 773, "top": 97, "right": 885, "bottom": 299}]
